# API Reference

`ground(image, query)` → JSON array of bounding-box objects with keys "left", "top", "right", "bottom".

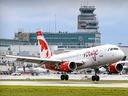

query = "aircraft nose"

[{"left": 119, "top": 50, "right": 125, "bottom": 60}]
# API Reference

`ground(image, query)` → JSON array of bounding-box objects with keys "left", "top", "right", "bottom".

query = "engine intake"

[
  {"left": 59, "top": 62, "right": 77, "bottom": 72},
  {"left": 108, "top": 63, "right": 123, "bottom": 73}
]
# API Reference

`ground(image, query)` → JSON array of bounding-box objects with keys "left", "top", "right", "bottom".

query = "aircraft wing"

[
  {"left": 4, "top": 55, "right": 83, "bottom": 66},
  {"left": 116, "top": 60, "right": 128, "bottom": 65},
  {"left": 5, "top": 55, "right": 61, "bottom": 64}
]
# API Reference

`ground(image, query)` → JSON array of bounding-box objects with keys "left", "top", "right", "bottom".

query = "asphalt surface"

[{"left": 0, "top": 81, "right": 128, "bottom": 87}]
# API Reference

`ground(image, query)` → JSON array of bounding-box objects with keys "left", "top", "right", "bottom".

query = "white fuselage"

[{"left": 50, "top": 44, "right": 124, "bottom": 69}]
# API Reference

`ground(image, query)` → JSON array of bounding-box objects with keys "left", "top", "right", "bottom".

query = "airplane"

[{"left": 5, "top": 31, "right": 125, "bottom": 81}]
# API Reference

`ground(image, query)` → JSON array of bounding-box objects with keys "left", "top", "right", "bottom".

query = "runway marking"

[{"left": 0, "top": 81, "right": 128, "bottom": 87}]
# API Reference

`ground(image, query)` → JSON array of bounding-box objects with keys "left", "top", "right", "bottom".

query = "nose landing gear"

[{"left": 91, "top": 68, "right": 100, "bottom": 81}]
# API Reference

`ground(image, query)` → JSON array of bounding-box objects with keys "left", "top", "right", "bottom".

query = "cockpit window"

[
  {"left": 108, "top": 48, "right": 119, "bottom": 51},
  {"left": 113, "top": 48, "right": 119, "bottom": 50}
]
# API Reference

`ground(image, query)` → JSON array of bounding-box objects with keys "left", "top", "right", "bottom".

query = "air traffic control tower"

[{"left": 77, "top": 6, "right": 99, "bottom": 33}]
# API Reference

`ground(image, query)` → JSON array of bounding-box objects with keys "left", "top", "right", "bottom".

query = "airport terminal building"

[{"left": 28, "top": 32, "right": 100, "bottom": 49}]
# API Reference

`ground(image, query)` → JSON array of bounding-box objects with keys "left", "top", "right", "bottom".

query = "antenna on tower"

[
  {"left": 54, "top": 14, "right": 56, "bottom": 33},
  {"left": 80, "top": 0, "right": 84, "bottom": 7},
  {"left": 80, "top": 0, "right": 89, "bottom": 7},
  {"left": 86, "top": 0, "right": 89, "bottom": 6},
  {"left": 87, "top": 1, "right": 88, "bottom": 6}
]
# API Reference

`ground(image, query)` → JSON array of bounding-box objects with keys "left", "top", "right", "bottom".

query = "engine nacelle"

[
  {"left": 43, "top": 62, "right": 77, "bottom": 72},
  {"left": 59, "top": 62, "right": 77, "bottom": 72},
  {"left": 108, "top": 63, "right": 123, "bottom": 74}
]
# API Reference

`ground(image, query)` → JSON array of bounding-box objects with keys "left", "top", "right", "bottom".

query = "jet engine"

[
  {"left": 108, "top": 63, "right": 123, "bottom": 74},
  {"left": 59, "top": 62, "right": 77, "bottom": 72},
  {"left": 43, "top": 61, "right": 77, "bottom": 72}
]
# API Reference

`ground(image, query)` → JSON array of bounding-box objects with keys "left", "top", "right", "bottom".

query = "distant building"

[
  {"left": 15, "top": 32, "right": 30, "bottom": 41},
  {"left": 29, "top": 32, "right": 100, "bottom": 49},
  {"left": 0, "top": 39, "right": 29, "bottom": 47}
]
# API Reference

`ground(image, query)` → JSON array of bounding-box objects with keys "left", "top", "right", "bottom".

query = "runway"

[
  {"left": 1, "top": 74, "right": 128, "bottom": 80},
  {"left": 0, "top": 81, "right": 128, "bottom": 87},
  {"left": 1, "top": 74, "right": 128, "bottom": 87}
]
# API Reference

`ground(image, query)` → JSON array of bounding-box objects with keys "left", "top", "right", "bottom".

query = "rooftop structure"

[{"left": 77, "top": 6, "right": 99, "bottom": 33}]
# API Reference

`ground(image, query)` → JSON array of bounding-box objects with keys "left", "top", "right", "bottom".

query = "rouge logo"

[{"left": 84, "top": 49, "right": 98, "bottom": 61}]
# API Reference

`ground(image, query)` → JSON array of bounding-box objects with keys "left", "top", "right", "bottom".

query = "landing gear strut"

[
  {"left": 60, "top": 73, "right": 69, "bottom": 80},
  {"left": 92, "top": 68, "right": 100, "bottom": 81}
]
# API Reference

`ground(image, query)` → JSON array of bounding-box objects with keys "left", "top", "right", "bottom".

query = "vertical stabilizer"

[{"left": 36, "top": 31, "right": 52, "bottom": 58}]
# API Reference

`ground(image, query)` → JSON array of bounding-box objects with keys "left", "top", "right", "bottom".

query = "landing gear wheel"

[
  {"left": 92, "top": 76, "right": 96, "bottom": 81},
  {"left": 65, "top": 75, "right": 69, "bottom": 80},
  {"left": 91, "top": 75, "right": 100, "bottom": 81},
  {"left": 96, "top": 76, "right": 99, "bottom": 81},
  {"left": 60, "top": 74, "right": 69, "bottom": 80},
  {"left": 61, "top": 75, "right": 65, "bottom": 80}
]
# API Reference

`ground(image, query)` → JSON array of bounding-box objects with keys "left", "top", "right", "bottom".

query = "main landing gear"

[
  {"left": 60, "top": 73, "right": 69, "bottom": 80},
  {"left": 91, "top": 68, "right": 100, "bottom": 81}
]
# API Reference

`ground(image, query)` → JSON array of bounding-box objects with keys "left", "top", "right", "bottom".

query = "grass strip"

[{"left": 0, "top": 86, "right": 128, "bottom": 96}]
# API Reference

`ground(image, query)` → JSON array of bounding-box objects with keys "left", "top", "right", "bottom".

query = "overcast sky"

[{"left": 0, "top": 0, "right": 128, "bottom": 45}]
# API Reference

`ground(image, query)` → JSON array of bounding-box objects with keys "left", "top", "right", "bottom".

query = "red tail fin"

[{"left": 36, "top": 31, "right": 52, "bottom": 58}]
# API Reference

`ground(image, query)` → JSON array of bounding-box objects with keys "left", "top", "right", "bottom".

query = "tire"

[
  {"left": 96, "top": 76, "right": 100, "bottom": 81},
  {"left": 36, "top": 73, "right": 38, "bottom": 76},
  {"left": 65, "top": 75, "right": 69, "bottom": 80},
  {"left": 92, "top": 76, "right": 96, "bottom": 81},
  {"left": 61, "top": 75, "right": 65, "bottom": 80}
]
